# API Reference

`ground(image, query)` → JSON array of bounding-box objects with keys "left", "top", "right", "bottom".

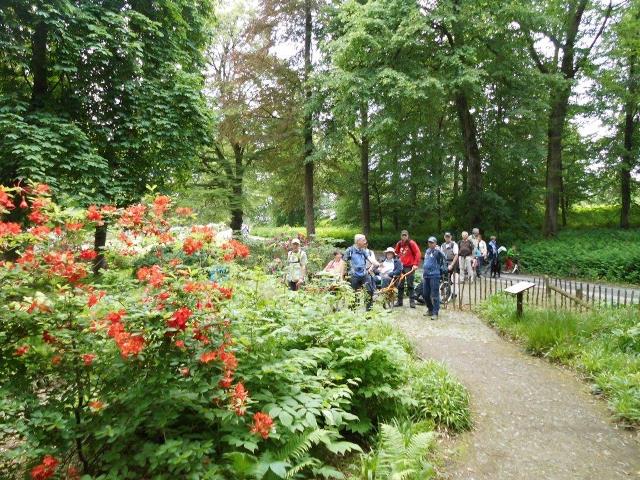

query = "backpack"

[
  {"left": 442, "top": 242, "right": 456, "bottom": 262},
  {"left": 347, "top": 247, "right": 370, "bottom": 279},
  {"left": 438, "top": 250, "right": 448, "bottom": 277},
  {"left": 459, "top": 239, "right": 473, "bottom": 257}
]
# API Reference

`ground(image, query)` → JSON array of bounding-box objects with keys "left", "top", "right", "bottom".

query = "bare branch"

[{"left": 573, "top": 0, "right": 613, "bottom": 75}]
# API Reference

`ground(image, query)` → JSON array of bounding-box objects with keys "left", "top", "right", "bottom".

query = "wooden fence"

[{"left": 444, "top": 275, "right": 640, "bottom": 311}]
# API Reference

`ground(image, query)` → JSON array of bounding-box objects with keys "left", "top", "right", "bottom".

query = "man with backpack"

[
  {"left": 285, "top": 238, "right": 307, "bottom": 291},
  {"left": 458, "top": 231, "right": 475, "bottom": 283},
  {"left": 394, "top": 230, "right": 421, "bottom": 308},
  {"left": 422, "top": 237, "right": 446, "bottom": 319},
  {"left": 441, "top": 232, "right": 459, "bottom": 297},
  {"left": 344, "top": 234, "right": 379, "bottom": 310}
]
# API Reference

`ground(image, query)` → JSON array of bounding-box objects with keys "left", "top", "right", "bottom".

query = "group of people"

[{"left": 282, "top": 228, "right": 506, "bottom": 320}]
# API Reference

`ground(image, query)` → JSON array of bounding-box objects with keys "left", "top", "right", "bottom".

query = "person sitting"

[
  {"left": 377, "top": 247, "right": 403, "bottom": 287},
  {"left": 323, "top": 251, "right": 346, "bottom": 280}
]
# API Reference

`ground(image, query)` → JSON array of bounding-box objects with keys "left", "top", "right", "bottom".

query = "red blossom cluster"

[
  {"left": 0, "top": 189, "right": 15, "bottom": 212},
  {"left": 232, "top": 382, "right": 249, "bottom": 416},
  {"left": 250, "top": 412, "right": 274, "bottom": 439},
  {"left": 153, "top": 196, "right": 171, "bottom": 217},
  {"left": 15, "top": 345, "right": 29, "bottom": 356},
  {"left": 168, "top": 307, "right": 192, "bottom": 331},
  {"left": 176, "top": 207, "right": 193, "bottom": 217},
  {"left": 222, "top": 239, "right": 250, "bottom": 261},
  {"left": 0, "top": 221, "right": 21, "bottom": 237},
  {"left": 87, "top": 290, "right": 106, "bottom": 308},
  {"left": 191, "top": 225, "right": 216, "bottom": 243},
  {"left": 104, "top": 309, "right": 144, "bottom": 358},
  {"left": 119, "top": 204, "right": 147, "bottom": 228},
  {"left": 212, "top": 282, "right": 233, "bottom": 300},
  {"left": 42, "top": 250, "right": 89, "bottom": 284},
  {"left": 30, "top": 455, "right": 58, "bottom": 480},
  {"left": 183, "top": 237, "right": 204, "bottom": 255},
  {"left": 136, "top": 265, "right": 165, "bottom": 288},
  {"left": 86, "top": 205, "right": 103, "bottom": 224},
  {"left": 82, "top": 353, "right": 96, "bottom": 366},
  {"left": 79, "top": 249, "right": 97, "bottom": 261}
]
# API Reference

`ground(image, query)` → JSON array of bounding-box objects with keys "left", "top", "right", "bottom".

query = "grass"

[{"left": 480, "top": 295, "right": 640, "bottom": 425}]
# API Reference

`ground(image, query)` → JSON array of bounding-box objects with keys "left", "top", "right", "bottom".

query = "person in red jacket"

[{"left": 394, "top": 229, "right": 421, "bottom": 308}]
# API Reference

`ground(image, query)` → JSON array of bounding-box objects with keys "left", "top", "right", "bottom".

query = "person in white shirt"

[
  {"left": 441, "top": 232, "right": 459, "bottom": 297},
  {"left": 285, "top": 238, "right": 307, "bottom": 291}
]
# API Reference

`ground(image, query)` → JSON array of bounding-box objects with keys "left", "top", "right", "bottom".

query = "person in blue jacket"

[
  {"left": 344, "top": 234, "right": 379, "bottom": 310},
  {"left": 422, "top": 236, "right": 445, "bottom": 319}
]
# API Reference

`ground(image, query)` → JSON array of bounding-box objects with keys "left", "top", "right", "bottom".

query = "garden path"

[{"left": 394, "top": 308, "right": 640, "bottom": 480}]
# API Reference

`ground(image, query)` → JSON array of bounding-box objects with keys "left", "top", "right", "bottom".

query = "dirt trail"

[{"left": 394, "top": 308, "right": 640, "bottom": 480}]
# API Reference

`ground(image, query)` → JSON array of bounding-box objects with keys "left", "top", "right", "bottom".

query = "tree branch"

[{"left": 573, "top": 0, "right": 613, "bottom": 75}]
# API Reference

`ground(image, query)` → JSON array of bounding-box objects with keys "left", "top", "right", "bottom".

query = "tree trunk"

[
  {"left": 30, "top": 20, "right": 48, "bottom": 111},
  {"left": 453, "top": 155, "right": 460, "bottom": 202},
  {"left": 230, "top": 143, "right": 244, "bottom": 232},
  {"left": 455, "top": 91, "right": 482, "bottom": 225},
  {"left": 93, "top": 224, "right": 108, "bottom": 275},
  {"left": 372, "top": 178, "right": 383, "bottom": 233},
  {"left": 543, "top": 87, "right": 570, "bottom": 237},
  {"left": 621, "top": 57, "right": 637, "bottom": 229},
  {"left": 302, "top": 0, "right": 315, "bottom": 236},
  {"left": 560, "top": 174, "right": 567, "bottom": 227},
  {"left": 360, "top": 105, "right": 371, "bottom": 237}
]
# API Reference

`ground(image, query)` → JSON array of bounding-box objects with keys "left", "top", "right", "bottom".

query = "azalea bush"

[{"left": 0, "top": 183, "right": 470, "bottom": 479}]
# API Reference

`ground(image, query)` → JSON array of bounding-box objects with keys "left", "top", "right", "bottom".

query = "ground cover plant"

[
  {"left": 0, "top": 183, "right": 470, "bottom": 479},
  {"left": 480, "top": 296, "right": 640, "bottom": 425},
  {"left": 517, "top": 228, "right": 640, "bottom": 284}
]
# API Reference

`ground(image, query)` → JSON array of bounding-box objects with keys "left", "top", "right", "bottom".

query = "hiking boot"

[
  {"left": 394, "top": 301, "right": 403, "bottom": 308},
  {"left": 423, "top": 310, "right": 433, "bottom": 317},
  {"left": 430, "top": 314, "right": 438, "bottom": 320},
  {"left": 409, "top": 299, "right": 416, "bottom": 309}
]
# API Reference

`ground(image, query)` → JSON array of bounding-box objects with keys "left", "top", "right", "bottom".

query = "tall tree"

[
  {"left": 303, "top": 0, "right": 316, "bottom": 235},
  {"left": 521, "top": 0, "right": 613, "bottom": 236}
]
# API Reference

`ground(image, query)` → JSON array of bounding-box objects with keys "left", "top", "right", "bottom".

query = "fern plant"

[{"left": 359, "top": 421, "right": 436, "bottom": 480}]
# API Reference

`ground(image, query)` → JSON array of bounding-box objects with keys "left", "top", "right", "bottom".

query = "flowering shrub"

[{"left": 0, "top": 183, "right": 470, "bottom": 479}]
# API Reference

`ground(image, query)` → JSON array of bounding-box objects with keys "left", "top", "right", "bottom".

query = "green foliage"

[
  {"left": 518, "top": 228, "right": 640, "bottom": 283},
  {"left": 358, "top": 421, "right": 436, "bottom": 480},
  {"left": 409, "top": 361, "right": 472, "bottom": 432},
  {"left": 480, "top": 296, "right": 640, "bottom": 425}
]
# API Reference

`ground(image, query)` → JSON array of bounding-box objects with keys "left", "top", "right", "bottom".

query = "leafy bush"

[
  {"left": 409, "top": 361, "right": 472, "bottom": 432},
  {"left": 480, "top": 296, "right": 640, "bottom": 425},
  {"left": 0, "top": 184, "right": 470, "bottom": 479},
  {"left": 517, "top": 228, "right": 640, "bottom": 283}
]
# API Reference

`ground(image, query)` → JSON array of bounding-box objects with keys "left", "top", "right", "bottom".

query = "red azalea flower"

[
  {"left": 79, "top": 249, "right": 97, "bottom": 261},
  {"left": 212, "top": 282, "right": 233, "bottom": 299},
  {"left": 82, "top": 353, "right": 96, "bottom": 366},
  {"left": 153, "top": 195, "right": 171, "bottom": 216},
  {"left": 87, "top": 290, "right": 106, "bottom": 308},
  {"left": 34, "top": 183, "right": 50, "bottom": 195},
  {"left": 30, "top": 455, "right": 58, "bottom": 480},
  {"left": 175, "top": 340, "right": 185, "bottom": 349},
  {"left": 106, "top": 309, "right": 126, "bottom": 324},
  {"left": 199, "top": 351, "right": 218, "bottom": 363},
  {"left": 114, "top": 332, "right": 145, "bottom": 358},
  {"left": 118, "top": 204, "right": 146, "bottom": 227},
  {"left": 167, "top": 307, "right": 192, "bottom": 331},
  {"left": 136, "top": 265, "right": 164, "bottom": 288},
  {"left": 15, "top": 345, "right": 29, "bottom": 356},
  {"left": 27, "top": 209, "right": 48, "bottom": 224},
  {"left": 0, "top": 221, "right": 21, "bottom": 237},
  {"left": 65, "top": 222, "right": 84, "bottom": 231},
  {"left": 183, "top": 237, "right": 204, "bottom": 255},
  {"left": 51, "top": 355, "right": 62, "bottom": 366},
  {"left": 176, "top": 207, "right": 193, "bottom": 216},
  {"left": 250, "top": 412, "right": 274, "bottom": 439},
  {"left": 86, "top": 205, "right": 103, "bottom": 224},
  {"left": 0, "top": 190, "right": 15, "bottom": 211},
  {"left": 232, "top": 382, "right": 249, "bottom": 416},
  {"left": 88, "top": 400, "right": 104, "bottom": 411},
  {"left": 222, "top": 239, "right": 250, "bottom": 261},
  {"left": 42, "top": 331, "right": 56, "bottom": 344},
  {"left": 190, "top": 225, "right": 216, "bottom": 243},
  {"left": 29, "top": 225, "right": 51, "bottom": 237},
  {"left": 179, "top": 367, "right": 190, "bottom": 377}
]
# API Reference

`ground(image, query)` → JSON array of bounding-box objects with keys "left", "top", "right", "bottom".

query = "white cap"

[{"left": 291, "top": 238, "right": 301, "bottom": 244}]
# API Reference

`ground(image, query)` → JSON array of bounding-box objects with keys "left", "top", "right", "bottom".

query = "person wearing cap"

[
  {"left": 441, "top": 232, "right": 459, "bottom": 298},
  {"left": 422, "top": 236, "right": 445, "bottom": 319},
  {"left": 344, "top": 234, "right": 379, "bottom": 310},
  {"left": 285, "top": 238, "right": 307, "bottom": 291},
  {"left": 378, "top": 247, "right": 403, "bottom": 287},
  {"left": 394, "top": 230, "right": 421, "bottom": 308}
]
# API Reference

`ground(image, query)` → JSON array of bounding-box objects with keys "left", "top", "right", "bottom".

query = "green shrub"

[
  {"left": 480, "top": 296, "right": 640, "bottom": 424},
  {"left": 409, "top": 361, "right": 472, "bottom": 432},
  {"left": 517, "top": 228, "right": 640, "bottom": 284}
]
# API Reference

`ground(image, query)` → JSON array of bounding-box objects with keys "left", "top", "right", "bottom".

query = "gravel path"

[{"left": 394, "top": 308, "right": 640, "bottom": 480}]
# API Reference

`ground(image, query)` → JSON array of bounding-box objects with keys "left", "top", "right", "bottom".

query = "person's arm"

[
  {"left": 410, "top": 240, "right": 421, "bottom": 271},
  {"left": 339, "top": 260, "right": 346, "bottom": 279},
  {"left": 392, "top": 259, "right": 403, "bottom": 277},
  {"left": 368, "top": 250, "right": 380, "bottom": 268},
  {"left": 299, "top": 252, "right": 307, "bottom": 283}
]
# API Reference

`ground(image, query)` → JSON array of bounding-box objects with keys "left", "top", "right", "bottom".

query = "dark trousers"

[
  {"left": 288, "top": 281, "right": 299, "bottom": 291},
  {"left": 397, "top": 266, "right": 415, "bottom": 303},
  {"left": 350, "top": 274, "right": 374, "bottom": 310},
  {"left": 423, "top": 277, "right": 440, "bottom": 315}
]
